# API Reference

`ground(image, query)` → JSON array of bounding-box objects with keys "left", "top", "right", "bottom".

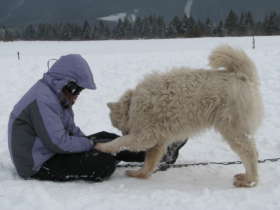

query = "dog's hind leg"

[
  {"left": 126, "top": 144, "right": 166, "bottom": 179},
  {"left": 219, "top": 130, "right": 259, "bottom": 187}
]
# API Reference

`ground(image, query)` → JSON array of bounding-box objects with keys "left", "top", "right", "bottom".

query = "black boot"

[{"left": 161, "top": 139, "right": 188, "bottom": 164}]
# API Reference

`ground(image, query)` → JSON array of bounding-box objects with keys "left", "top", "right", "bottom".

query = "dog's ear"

[
  {"left": 107, "top": 102, "right": 119, "bottom": 110},
  {"left": 107, "top": 102, "right": 114, "bottom": 110}
]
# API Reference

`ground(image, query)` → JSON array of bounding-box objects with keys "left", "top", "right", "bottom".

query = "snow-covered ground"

[{"left": 0, "top": 37, "right": 280, "bottom": 210}]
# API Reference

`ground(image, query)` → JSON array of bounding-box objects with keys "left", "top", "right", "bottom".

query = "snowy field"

[{"left": 0, "top": 37, "right": 280, "bottom": 210}]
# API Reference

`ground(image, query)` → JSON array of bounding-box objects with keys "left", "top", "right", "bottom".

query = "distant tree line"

[{"left": 1, "top": 10, "right": 280, "bottom": 41}]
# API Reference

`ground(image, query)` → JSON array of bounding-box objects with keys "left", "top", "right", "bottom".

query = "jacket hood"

[{"left": 42, "top": 54, "right": 96, "bottom": 94}]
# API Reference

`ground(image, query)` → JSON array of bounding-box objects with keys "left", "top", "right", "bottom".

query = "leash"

[{"left": 116, "top": 157, "right": 280, "bottom": 173}]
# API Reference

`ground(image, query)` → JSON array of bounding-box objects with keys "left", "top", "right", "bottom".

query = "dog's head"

[{"left": 107, "top": 90, "right": 133, "bottom": 135}]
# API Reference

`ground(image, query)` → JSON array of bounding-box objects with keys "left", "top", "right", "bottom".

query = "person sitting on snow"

[{"left": 8, "top": 54, "right": 188, "bottom": 182}]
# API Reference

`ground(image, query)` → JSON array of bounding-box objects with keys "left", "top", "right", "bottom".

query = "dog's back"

[{"left": 126, "top": 45, "right": 263, "bottom": 141}]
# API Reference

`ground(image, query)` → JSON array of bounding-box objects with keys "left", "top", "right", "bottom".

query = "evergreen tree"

[
  {"left": 213, "top": 21, "right": 225, "bottom": 37},
  {"left": 82, "top": 20, "right": 91, "bottom": 40},
  {"left": 91, "top": 25, "right": 99, "bottom": 40},
  {"left": 123, "top": 17, "right": 133, "bottom": 39},
  {"left": 254, "top": 21, "right": 264, "bottom": 35},
  {"left": 37, "top": 24, "right": 55, "bottom": 40},
  {"left": 45, "top": 24, "right": 57, "bottom": 40},
  {"left": 244, "top": 12, "right": 255, "bottom": 35},
  {"left": 103, "top": 22, "right": 111, "bottom": 39},
  {"left": 61, "top": 23, "right": 73, "bottom": 40},
  {"left": 238, "top": 12, "right": 246, "bottom": 35},
  {"left": 224, "top": 10, "right": 239, "bottom": 36},
  {"left": 4, "top": 28, "right": 16, "bottom": 41},
  {"left": 142, "top": 16, "right": 152, "bottom": 38},
  {"left": 132, "top": 17, "right": 144, "bottom": 38},
  {"left": 23, "top": 24, "right": 36, "bottom": 40},
  {"left": 182, "top": 16, "right": 196, "bottom": 37},
  {"left": 0, "top": 27, "right": 5, "bottom": 40},
  {"left": 205, "top": 18, "right": 214, "bottom": 36},
  {"left": 263, "top": 12, "right": 279, "bottom": 35},
  {"left": 94, "top": 21, "right": 110, "bottom": 40},
  {"left": 71, "top": 24, "right": 82, "bottom": 40},
  {"left": 156, "top": 16, "right": 166, "bottom": 38},
  {"left": 112, "top": 19, "right": 126, "bottom": 39},
  {"left": 181, "top": 15, "right": 198, "bottom": 37},
  {"left": 167, "top": 16, "right": 182, "bottom": 37},
  {"left": 181, "top": 15, "right": 189, "bottom": 36}
]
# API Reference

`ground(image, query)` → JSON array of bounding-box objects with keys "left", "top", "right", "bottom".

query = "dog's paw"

[
  {"left": 233, "top": 173, "right": 257, "bottom": 187},
  {"left": 94, "top": 143, "right": 105, "bottom": 151},
  {"left": 95, "top": 143, "right": 112, "bottom": 153},
  {"left": 126, "top": 170, "right": 150, "bottom": 179}
]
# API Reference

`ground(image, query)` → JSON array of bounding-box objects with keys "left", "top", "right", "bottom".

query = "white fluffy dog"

[{"left": 96, "top": 45, "right": 263, "bottom": 187}]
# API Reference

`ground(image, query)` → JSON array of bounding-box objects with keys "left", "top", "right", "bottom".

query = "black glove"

[{"left": 87, "top": 131, "right": 120, "bottom": 144}]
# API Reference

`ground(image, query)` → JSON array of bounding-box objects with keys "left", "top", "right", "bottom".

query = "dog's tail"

[{"left": 209, "top": 45, "right": 259, "bottom": 82}]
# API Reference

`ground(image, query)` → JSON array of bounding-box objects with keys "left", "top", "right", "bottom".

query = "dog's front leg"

[
  {"left": 126, "top": 144, "right": 166, "bottom": 179},
  {"left": 95, "top": 135, "right": 135, "bottom": 154}
]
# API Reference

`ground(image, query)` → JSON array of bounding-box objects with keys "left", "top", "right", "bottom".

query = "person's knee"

[
  {"left": 89, "top": 151, "right": 118, "bottom": 181},
  {"left": 102, "top": 161, "right": 117, "bottom": 180}
]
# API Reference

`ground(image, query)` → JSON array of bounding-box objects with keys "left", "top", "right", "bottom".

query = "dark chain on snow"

[{"left": 116, "top": 157, "right": 280, "bottom": 172}]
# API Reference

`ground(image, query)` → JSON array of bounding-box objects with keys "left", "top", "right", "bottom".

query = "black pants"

[{"left": 31, "top": 132, "right": 145, "bottom": 182}]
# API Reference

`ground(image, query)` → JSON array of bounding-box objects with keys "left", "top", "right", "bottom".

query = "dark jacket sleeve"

[
  {"left": 71, "top": 125, "right": 85, "bottom": 137},
  {"left": 67, "top": 108, "right": 86, "bottom": 137},
  {"left": 30, "top": 100, "right": 93, "bottom": 153}
]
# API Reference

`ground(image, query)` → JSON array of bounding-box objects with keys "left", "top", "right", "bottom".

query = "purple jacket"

[{"left": 8, "top": 54, "right": 96, "bottom": 178}]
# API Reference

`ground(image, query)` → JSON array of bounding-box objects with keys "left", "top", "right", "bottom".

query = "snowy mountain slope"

[{"left": 0, "top": 36, "right": 280, "bottom": 210}]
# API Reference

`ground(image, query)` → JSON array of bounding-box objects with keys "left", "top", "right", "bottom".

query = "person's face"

[
  {"left": 62, "top": 82, "right": 84, "bottom": 107},
  {"left": 63, "top": 89, "right": 79, "bottom": 105}
]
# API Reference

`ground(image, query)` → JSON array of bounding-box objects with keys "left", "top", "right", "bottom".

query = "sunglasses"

[{"left": 64, "top": 81, "right": 84, "bottom": 96}]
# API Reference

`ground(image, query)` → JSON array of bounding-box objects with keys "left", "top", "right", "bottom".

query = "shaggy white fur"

[{"left": 96, "top": 45, "right": 264, "bottom": 187}]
